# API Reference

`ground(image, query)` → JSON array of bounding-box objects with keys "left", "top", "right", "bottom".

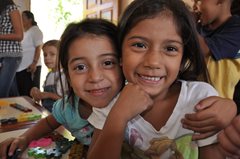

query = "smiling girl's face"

[
  {"left": 67, "top": 34, "right": 123, "bottom": 108},
  {"left": 122, "top": 13, "right": 183, "bottom": 99}
]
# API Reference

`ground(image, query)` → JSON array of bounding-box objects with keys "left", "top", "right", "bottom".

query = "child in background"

[
  {"left": 193, "top": 0, "right": 240, "bottom": 108},
  {"left": 0, "top": 18, "right": 124, "bottom": 159},
  {"left": 87, "top": 0, "right": 232, "bottom": 158},
  {"left": 30, "top": 40, "right": 68, "bottom": 112}
]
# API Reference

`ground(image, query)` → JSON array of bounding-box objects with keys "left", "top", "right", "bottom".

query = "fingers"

[
  {"left": 192, "top": 131, "right": 216, "bottom": 140},
  {"left": 0, "top": 144, "right": 7, "bottom": 159},
  {"left": 182, "top": 110, "right": 215, "bottom": 127},
  {"left": 194, "top": 96, "right": 218, "bottom": 111},
  {"left": 218, "top": 130, "right": 240, "bottom": 157},
  {"left": 217, "top": 116, "right": 240, "bottom": 157},
  {"left": 217, "top": 145, "right": 240, "bottom": 159},
  {"left": 113, "top": 83, "right": 153, "bottom": 121},
  {"left": 0, "top": 138, "right": 15, "bottom": 158},
  {"left": 183, "top": 124, "right": 216, "bottom": 133},
  {"left": 8, "top": 141, "right": 18, "bottom": 156},
  {"left": 30, "top": 87, "right": 41, "bottom": 101}
]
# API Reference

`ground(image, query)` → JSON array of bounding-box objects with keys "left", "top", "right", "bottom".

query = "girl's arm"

[
  {"left": 199, "top": 143, "right": 225, "bottom": 159},
  {"left": 0, "top": 115, "right": 61, "bottom": 159},
  {"left": 87, "top": 113, "right": 127, "bottom": 159},
  {"left": 39, "top": 91, "right": 61, "bottom": 100},
  {"left": 181, "top": 96, "right": 237, "bottom": 140},
  {"left": 0, "top": 10, "right": 23, "bottom": 41},
  {"left": 87, "top": 83, "right": 153, "bottom": 159},
  {"left": 30, "top": 87, "right": 61, "bottom": 101},
  {"left": 217, "top": 115, "right": 240, "bottom": 158}
]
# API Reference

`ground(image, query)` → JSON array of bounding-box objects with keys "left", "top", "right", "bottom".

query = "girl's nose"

[
  {"left": 88, "top": 68, "right": 104, "bottom": 83},
  {"left": 143, "top": 50, "right": 162, "bottom": 69}
]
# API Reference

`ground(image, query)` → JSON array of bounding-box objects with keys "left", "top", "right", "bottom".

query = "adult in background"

[
  {"left": 0, "top": 0, "right": 23, "bottom": 97},
  {"left": 15, "top": 10, "right": 43, "bottom": 96}
]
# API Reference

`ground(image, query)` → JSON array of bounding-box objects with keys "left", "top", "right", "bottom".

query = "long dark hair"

[
  {"left": 58, "top": 18, "right": 121, "bottom": 107},
  {"left": 0, "top": 0, "right": 14, "bottom": 13},
  {"left": 118, "top": 0, "right": 209, "bottom": 82}
]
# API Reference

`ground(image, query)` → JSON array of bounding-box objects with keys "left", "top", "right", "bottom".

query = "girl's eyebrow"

[
  {"left": 126, "top": 36, "right": 147, "bottom": 41},
  {"left": 163, "top": 39, "right": 184, "bottom": 46},
  {"left": 69, "top": 57, "right": 84, "bottom": 65},
  {"left": 99, "top": 52, "right": 118, "bottom": 57},
  {"left": 69, "top": 52, "right": 118, "bottom": 64},
  {"left": 127, "top": 36, "right": 183, "bottom": 45}
]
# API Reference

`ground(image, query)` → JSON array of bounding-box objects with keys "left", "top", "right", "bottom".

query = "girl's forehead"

[
  {"left": 68, "top": 36, "right": 116, "bottom": 59},
  {"left": 43, "top": 45, "right": 58, "bottom": 54},
  {"left": 43, "top": 45, "right": 57, "bottom": 50}
]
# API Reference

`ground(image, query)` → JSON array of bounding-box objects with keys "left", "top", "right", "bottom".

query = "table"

[
  {"left": 0, "top": 96, "right": 49, "bottom": 133},
  {"left": 0, "top": 96, "right": 77, "bottom": 158}
]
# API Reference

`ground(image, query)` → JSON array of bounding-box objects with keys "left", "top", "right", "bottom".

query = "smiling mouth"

[
  {"left": 138, "top": 74, "right": 165, "bottom": 83},
  {"left": 88, "top": 87, "right": 110, "bottom": 96}
]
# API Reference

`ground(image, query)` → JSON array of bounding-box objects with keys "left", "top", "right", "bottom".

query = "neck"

[
  {"left": 24, "top": 24, "right": 32, "bottom": 31},
  {"left": 207, "top": 6, "right": 232, "bottom": 30}
]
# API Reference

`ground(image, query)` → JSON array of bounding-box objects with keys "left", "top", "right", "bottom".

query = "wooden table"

[
  {"left": 0, "top": 96, "right": 49, "bottom": 133},
  {"left": 0, "top": 96, "right": 77, "bottom": 158}
]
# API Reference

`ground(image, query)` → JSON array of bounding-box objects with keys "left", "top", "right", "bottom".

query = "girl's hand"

[
  {"left": 181, "top": 96, "right": 237, "bottom": 140},
  {"left": 217, "top": 115, "right": 240, "bottom": 158},
  {"left": 30, "top": 87, "right": 41, "bottom": 102},
  {"left": 0, "top": 136, "right": 28, "bottom": 159},
  {"left": 111, "top": 83, "right": 153, "bottom": 122}
]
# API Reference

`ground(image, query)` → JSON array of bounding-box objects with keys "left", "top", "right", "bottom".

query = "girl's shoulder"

[
  {"left": 180, "top": 80, "right": 218, "bottom": 96},
  {"left": 53, "top": 95, "right": 78, "bottom": 111}
]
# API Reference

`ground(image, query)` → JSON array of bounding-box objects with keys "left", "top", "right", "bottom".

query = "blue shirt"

[
  {"left": 199, "top": 15, "right": 240, "bottom": 60},
  {"left": 52, "top": 96, "right": 93, "bottom": 145}
]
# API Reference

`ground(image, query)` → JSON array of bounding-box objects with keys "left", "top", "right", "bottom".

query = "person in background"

[
  {"left": 231, "top": 0, "right": 240, "bottom": 16},
  {"left": 30, "top": 40, "right": 68, "bottom": 112},
  {"left": 0, "top": 0, "right": 23, "bottom": 97},
  {"left": 231, "top": 0, "right": 240, "bottom": 114},
  {"left": 192, "top": 0, "right": 240, "bottom": 110},
  {"left": 15, "top": 10, "right": 43, "bottom": 96},
  {"left": 0, "top": 18, "right": 124, "bottom": 159}
]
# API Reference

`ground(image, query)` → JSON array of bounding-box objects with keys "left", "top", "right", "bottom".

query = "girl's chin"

[{"left": 90, "top": 101, "right": 111, "bottom": 109}]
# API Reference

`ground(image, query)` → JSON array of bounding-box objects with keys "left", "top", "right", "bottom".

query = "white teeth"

[{"left": 141, "top": 75, "right": 161, "bottom": 81}]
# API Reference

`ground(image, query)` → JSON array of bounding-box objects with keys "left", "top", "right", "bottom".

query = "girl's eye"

[
  {"left": 75, "top": 64, "right": 88, "bottom": 72},
  {"left": 103, "top": 60, "right": 116, "bottom": 68},
  {"left": 132, "top": 42, "right": 146, "bottom": 49},
  {"left": 164, "top": 46, "right": 180, "bottom": 56},
  {"left": 166, "top": 46, "right": 177, "bottom": 52},
  {"left": 50, "top": 53, "right": 56, "bottom": 57}
]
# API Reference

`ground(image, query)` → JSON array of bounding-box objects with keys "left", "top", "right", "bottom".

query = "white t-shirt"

[
  {"left": 17, "top": 25, "right": 43, "bottom": 72},
  {"left": 88, "top": 81, "right": 219, "bottom": 158}
]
